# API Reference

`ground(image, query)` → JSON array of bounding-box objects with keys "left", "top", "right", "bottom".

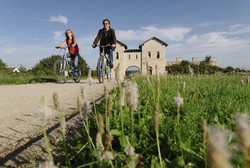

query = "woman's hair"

[
  {"left": 65, "top": 29, "right": 75, "bottom": 39},
  {"left": 102, "top": 19, "right": 110, "bottom": 25}
]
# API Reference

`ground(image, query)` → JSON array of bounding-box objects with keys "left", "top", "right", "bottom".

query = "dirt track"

[{"left": 0, "top": 79, "right": 116, "bottom": 165}]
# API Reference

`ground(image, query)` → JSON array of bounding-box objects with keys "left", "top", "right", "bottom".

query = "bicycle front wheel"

[
  {"left": 54, "top": 58, "right": 68, "bottom": 83},
  {"left": 97, "top": 57, "right": 104, "bottom": 83}
]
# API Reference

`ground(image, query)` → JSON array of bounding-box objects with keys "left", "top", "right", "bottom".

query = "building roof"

[
  {"left": 139, "top": 36, "right": 168, "bottom": 48},
  {"left": 124, "top": 49, "right": 141, "bottom": 53},
  {"left": 117, "top": 40, "right": 128, "bottom": 49},
  {"left": 7, "top": 67, "right": 17, "bottom": 71}
]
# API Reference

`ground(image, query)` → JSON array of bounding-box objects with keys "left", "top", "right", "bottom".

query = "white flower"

[
  {"left": 236, "top": 113, "right": 250, "bottom": 161},
  {"left": 125, "top": 81, "right": 138, "bottom": 111},
  {"left": 114, "top": 64, "right": 120, "bottom": 83},
  {"left": 207, "top": 126, "right": 232, "bottom": 168},
  {"left": 38, "top": 161, "right": 58, "bottom": 168},
  {"left": 119, "top": 88, "right": 125, "bottom": 107},
  {"left": 34, "top": 96, "right": 52, "bottom": 121},
  {"left": 82, "top": 101, "right": 92, "bottom": 117},
  {"left": 96, "top": 132, "right": 104, "bottom": 152},
  {"left": 182, "top": 81, "right": 186, "bottom": 89},
  {"left": 80, "top": 84, "right": 85, "bottom": 99},
  {"left": 98, "top": 151, "right": 116, "bottom": 161},
  {"left": 124, "top": 146, "right": 136, "bottom": 156},
  {"left": 144, "top": 56, "right": 150, "bottom": 65},
  {"left": 86, "top": 69, "right": 94, "bottom": 85},
  {"left": 188, "top": 65, "right": 194, "bottom": 76},
  {"left": 174, "top": 92, "right": 183, "bottom": 108}
]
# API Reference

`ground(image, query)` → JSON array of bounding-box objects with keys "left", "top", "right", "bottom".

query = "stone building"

[{"left": 112, "top": 36, "right": 217, "bottom": 78}]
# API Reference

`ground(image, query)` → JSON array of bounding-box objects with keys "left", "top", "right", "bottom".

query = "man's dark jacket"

[{"left": 93, "top": 28, "right": 117, "bottom": 46}]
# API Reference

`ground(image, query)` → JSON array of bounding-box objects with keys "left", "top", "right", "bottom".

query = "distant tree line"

[
  {"left": 0, "top": 55, "right": 89, "bottom": 77},
  {"left": 166, "top": 60, "right": 249, "bottom": 75}
]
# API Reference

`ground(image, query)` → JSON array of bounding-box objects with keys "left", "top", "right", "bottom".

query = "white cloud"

[
  {"left": 167, "top": 26, "right": 250, "bottom": 68},
  {"left": 48, "top": 15, "right": 68, "bottom": 25},
  {"left": 52, "top": 31, "right": 65, "bottom": 42},
  {"left": 116, "top": 25, "right": 191, "bottom": 42}
]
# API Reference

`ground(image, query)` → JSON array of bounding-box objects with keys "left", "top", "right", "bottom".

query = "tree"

[
  {"left": 0, "top": 59, "right": 7, "bottom": 71},
  {"left": 19, "top": 64, "right": 27, "bottom": 73},
  {"left": 31, "top": 55, "right": 89, "bottom": 76}
]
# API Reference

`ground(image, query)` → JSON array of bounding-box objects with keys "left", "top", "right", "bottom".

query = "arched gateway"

[{"left": 112, "top": 37, "right": 168, "bottom": 79}]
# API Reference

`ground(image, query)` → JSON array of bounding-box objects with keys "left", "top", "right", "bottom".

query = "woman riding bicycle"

[
  {"left": 92, "top": 19, "right": 117, "bottom": 69},
  {"left": 56, "top": 29, "right": 79, "bottom": 81}
]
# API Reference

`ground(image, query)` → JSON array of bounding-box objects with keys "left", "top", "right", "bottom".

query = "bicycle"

[
  {"left": 96, "top": 45, "right": 112, "bottom": 83},
  {"left": 54, "top": 47, "right": 81, "bottom": 83}
]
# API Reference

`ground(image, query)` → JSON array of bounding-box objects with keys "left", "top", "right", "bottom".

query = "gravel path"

[{"left": 0, "top": 79, "right": 116, "bottom": 165}]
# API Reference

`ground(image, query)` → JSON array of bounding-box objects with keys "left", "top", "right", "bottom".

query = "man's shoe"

[
  {"left": 110, "top": 64, "right": 113, "bottom": 69},
  {"left": 73, "top": 77, "right": 78, "bottom": 81}
]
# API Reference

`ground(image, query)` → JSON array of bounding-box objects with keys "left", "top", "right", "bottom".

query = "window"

[
  {"left": 136, "top": 54, "right": 138, "bottom": 59},
  {"left": 116, "top": 52, "right": 119, "bottom": 59},
  {"left": 129, "top": 55, "right": 131, "bottom": 59},
  {"left": 148, "top": 52, "right": 151, "bottom": 58},
  {"left": 157, "top": 51, "right": 160, "bottom": 58}
]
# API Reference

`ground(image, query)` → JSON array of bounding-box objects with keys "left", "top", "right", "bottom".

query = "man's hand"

[
  {"left": 111, "top": 44, "right": 116, "bottom": 48},
  {"left": 92, "top": 44, "right": 96, "bottom": 48}
]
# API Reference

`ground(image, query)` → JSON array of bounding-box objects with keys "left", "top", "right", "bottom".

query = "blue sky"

[{"left": 0, "top": 0, "right": 250, "bottom": 70}]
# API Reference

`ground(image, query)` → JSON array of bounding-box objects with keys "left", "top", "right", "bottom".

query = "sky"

[{"left": 0, "top": 0, "right": 250, "bottom": 70}]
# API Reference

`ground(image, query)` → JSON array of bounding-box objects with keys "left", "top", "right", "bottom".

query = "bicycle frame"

[
  {"left": 54, "top": 47, "right": 81, "bottom": 83},
  {"left": 96, "top": 45, "right": 111, "bottom": 83}
]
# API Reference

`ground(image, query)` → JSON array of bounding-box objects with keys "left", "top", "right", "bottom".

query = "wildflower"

[
  {"left": 207, "top": 126, "right": 232, "bottom": 168},
  {"left": 155, "top": 64, "right": 158, "bottom": 76},
  {"left": 188, "top": 65, "right": 194, "bottom": 76},
  {"left": 114, "top": 63, "right": 120, "bottom": 83},
  {"left": 53, "top": 92, "right": 59, "bottom": 111},
  {"left": 96, "top": 131, "right": 104, "bottom": 152},
  {"left": 105, "top": 131, "right": 113, "bottom": 150},
  {"left": 145, "top": 55, "right": 150, "bottom": 66},
  {"left": 86, "top": 69, "right": 94, "bottom": 85},
  {"left": 182, "top": 81, "right": 186, "bottom": 89},
  {"left": 119, "top": 88, "right": 125, "bottom": 107},
  {"left": 200, "top": 120, "right": 207, "bottom": 144},
  {"left": 103, "top": 83, "right": 108, "bottom": 98},
  {"left": 124, "top": 146, "right": 136, "bottom": 156},
  {"left": 34, "top": 96, "right": 52, "bottom": 121},
  {"left": 107, "top": 95, "right": 112, "bottom": 117},
  {"left": 174, "top": 92, "right": 184, "bottom": 108},
  {"left": 98, "top": 151, "right": 116, "bottom": 161},
  {"left": 82, "top": 101, "right": 92, "bottom": 118},
  {"left": 38, "top": 161, "right": 58, "bottom": 168},
  {"left": 80, "top": 84, "right": 85, "bottom": 100},
  {"left": 77, "top": 96, "right": 82, "bottom": 113},
  {"left": 125, "top": 81, "right": 138, "bottom": 111},
  {"left": 154, "top": 104, "right": 159, "bottom": 132},
  {"left": 98, "top": 114, "right": 105, "bottom": 136},
  {"left": 236, "top": 113, "right": 250, "bottom": 166},
  {"left": 240, "top": 79, "right": 245, "bottom": 86}
]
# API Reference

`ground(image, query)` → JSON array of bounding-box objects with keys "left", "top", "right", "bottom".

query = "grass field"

[{"left": 36, "top": 74, "right": 249, "bottom": 167}]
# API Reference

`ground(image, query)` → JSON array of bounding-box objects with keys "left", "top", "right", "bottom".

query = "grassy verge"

[{"left": 36, "top": 75, "right": 250, "bottom": 167}]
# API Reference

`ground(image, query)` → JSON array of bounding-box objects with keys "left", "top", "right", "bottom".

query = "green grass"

[
  {"left": 0, "top": 76, "right": 57, "bottom": 85},
  {"left": 40, "top": 75, "right": 250, "bottom": 167}
]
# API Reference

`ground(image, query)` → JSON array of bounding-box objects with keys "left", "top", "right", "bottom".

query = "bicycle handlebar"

[
  {"left": 97, "top": 44, "right": 110, "bottom": 48},
  {"left": 56, "top": 46, "right": 67, "bottom": 50}
]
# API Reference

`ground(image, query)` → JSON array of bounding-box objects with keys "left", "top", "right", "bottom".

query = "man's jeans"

[
  {"left": 70, "top": 54, "right": 79, "bottom": 77},
  {"left": 100, "top": 47, "right": 113, "bottom": 65}
]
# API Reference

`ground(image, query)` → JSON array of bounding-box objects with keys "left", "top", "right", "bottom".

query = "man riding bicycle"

[{"left": 92, "top": 19, "right": 117, "bottom": 69}]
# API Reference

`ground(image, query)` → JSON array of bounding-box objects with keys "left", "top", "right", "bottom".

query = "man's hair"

[{"left": 102, "top": 19, "right": 110, "bottom": 25}]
